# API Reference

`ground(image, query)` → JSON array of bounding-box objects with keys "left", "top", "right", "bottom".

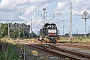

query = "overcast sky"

[{"left": 0, "top": 0, "right": 90, "bottom": 35}]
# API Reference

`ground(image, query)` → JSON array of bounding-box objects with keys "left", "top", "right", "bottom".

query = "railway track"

[
  {"left": 56, "top": 43, "right": 90, "bottom": 50},
  {"left": 27, "top": 44, "right": 90, "bottom": 60}
]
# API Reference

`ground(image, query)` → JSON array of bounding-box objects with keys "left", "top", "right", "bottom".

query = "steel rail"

[{"left": 27, "top": 44, "right": 90, "bottom": 60}]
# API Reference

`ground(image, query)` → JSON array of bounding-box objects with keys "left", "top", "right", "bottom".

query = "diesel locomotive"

[{"left": 38, "top": 23, "right": 60, "bottom": 43}]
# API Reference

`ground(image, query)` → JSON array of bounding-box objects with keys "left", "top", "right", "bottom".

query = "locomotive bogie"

[
  {"left": 38, "top": 36, "right": 60, "bottom": 43},
  {"left": 44, "top": 37, "right": 50, "bottom": 43}
]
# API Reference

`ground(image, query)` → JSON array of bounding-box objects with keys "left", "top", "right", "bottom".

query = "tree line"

[{"left": 0, "top": 23, "right": 37, "bottom": 38}]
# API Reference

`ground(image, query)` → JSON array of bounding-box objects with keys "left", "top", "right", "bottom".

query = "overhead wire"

[
  {"left": 29, "top": 0, "right": 53, "bottom": 16},
  {"left": 29, "top": 0, "right": 47, "bottom": 16}
]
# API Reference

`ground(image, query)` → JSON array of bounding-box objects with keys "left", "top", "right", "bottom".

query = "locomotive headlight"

[
  {"left": 48, "top": 30, "right": 52, "bottom": 32},
  {"left": 48, "top": 29, "right": 56, "bottom": 33}
]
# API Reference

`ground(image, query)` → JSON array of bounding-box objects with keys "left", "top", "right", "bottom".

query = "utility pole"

[
  {"left": 19, "top": 6, "right": 21, "bottom": 38},
  {"left": 31, "top": 19, "right": 33, "bottom": 38},
  {"left": 88, "top": 26, "right": 90, "bottom": 36},
  {"left": 69, "top": 2, "right": 73, "bottom": 41},
  {"left": 63, "top": 26, "right": 64, "bottom": 36},
  {"left": 22, "top": 23, "right": 25, "bottom": 38},
  {"left": 0, "top": 22, "right": 1, "bottom": 41},
  {"left": 82, "top": 11, "right": 89, "bottom": 40},
  {"left": 8, "top": 23, "right": 10, "bottom": 38},
  {"left": 19, "top": 23, "right": 20, "bottom": 38},
  {"left": 43, "top": 8, "right": 46, "bottom": 24},
  {"left": 77, "top": 28, "right": 78, "bottom": 34}
]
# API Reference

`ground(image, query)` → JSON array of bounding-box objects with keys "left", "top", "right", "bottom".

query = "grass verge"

[{"left": 0, "top": 38, "right": 21, "bottom": 60}]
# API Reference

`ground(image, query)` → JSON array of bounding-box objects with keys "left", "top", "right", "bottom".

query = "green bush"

[{"left": 0, "top": 44, "right": 20, "bottom": 60}]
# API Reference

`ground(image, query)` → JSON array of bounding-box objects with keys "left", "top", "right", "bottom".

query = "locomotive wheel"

[
  {"left": 53, "top": 39, "right": 56, "bottom": 44},
  {"left": 54, "top": 40, "right": 56, "bottom": 44}
]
